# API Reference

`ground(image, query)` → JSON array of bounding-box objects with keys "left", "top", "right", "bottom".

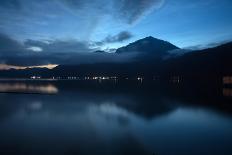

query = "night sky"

[{"left": 0, "top": 0, "right": 232, "bottom": 68}]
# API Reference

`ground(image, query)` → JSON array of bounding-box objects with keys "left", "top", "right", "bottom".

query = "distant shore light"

[{"left": 0, "top": 64, "right": 58, "bottom": 70}]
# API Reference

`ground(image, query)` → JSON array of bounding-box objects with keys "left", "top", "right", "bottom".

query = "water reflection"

[
  {"left": 0, "top": 81, "right": 231, "bottom": 155},
  {"left": 0, "top": 83, "right": 58, "bottom": 94}
]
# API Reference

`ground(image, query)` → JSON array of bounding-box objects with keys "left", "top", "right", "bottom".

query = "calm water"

[{"left": 0, "top": 81, "right": 232, "bottom": 155}]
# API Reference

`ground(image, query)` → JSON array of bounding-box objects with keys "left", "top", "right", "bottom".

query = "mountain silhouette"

[
  {"left": 116, "top": 36, "right": 179, "bottom": 60},
  {"left": 164, "top": 42, "right": 232, "bottom": 77}
]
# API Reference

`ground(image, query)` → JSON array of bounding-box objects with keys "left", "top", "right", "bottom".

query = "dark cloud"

[
  {"left": 0, "top": 0, "right": 21, "bottom": 9},
  {"left": 1, "top": 51, "right": 136, "bottom": 66},
  {"left": 57, "top": 0, "right": 164, "bottom": 24},
  {"left": 0, "top": 33, "right": 137, "bottom": 66},
  {"left": 114, "top": 0, "right": 164, "bottom": 24},
  {"left": 104, "top": 31, "right": 133, "bottom": 43},
  {"left": 94, "top": 31, "right": 133, "bottom": 46},
  {"left": 0, "top": 0, "right": 164, "bottom": 43},
  {"left": 25, "top": 39, "right": 92, "bottom": 53},
  {"left": 0, "top": 33, "right": 23, "bottom": 53}
]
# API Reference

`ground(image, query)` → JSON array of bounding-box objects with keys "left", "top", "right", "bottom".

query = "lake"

[{"left": 0, "top": 80, "right": 232, "bottom": 155}]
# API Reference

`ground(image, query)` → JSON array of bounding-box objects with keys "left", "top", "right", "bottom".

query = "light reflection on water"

[
  {"left": 0, "top": 83, "right": 58, "bottom": 94},
  {"left": 0, "top": 81, "right": 231, "bottom": 155}
]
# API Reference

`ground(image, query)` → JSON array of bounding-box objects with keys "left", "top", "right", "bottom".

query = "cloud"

[
  {"left": 114, "top": 0, "right": 165, "bottom": 24},
  {"left": 1, "top": 50, "right": 136, "bottom": 66},
  {"left": 95, "top": 31, "right": 133, "bottom": 46},
  {"left": 24, "top": 39, "right": 93, "bottom": 53},
  {"left": 0, "top": 33, "right": 137, "bottom": 66},
  {"left": 104, "top": 31, "right": 133, "bottom": 43},
  {"left": 0, "top": 33, "right": 23, "bottom": 53},
  {"left": 51, "top": 0, "right": 165, "bottom": 39},
  {"left": 27, "top": 46, "right": 43, "bottom": 52},
  {"left": 0, "top": 0, "right": 165, "bottom": 42},
  {"left": 58, "top": 0, "right": 165, "bottom": 24},
  {"left": 0, "top": 0, "right": 21, "bottom": 9}
]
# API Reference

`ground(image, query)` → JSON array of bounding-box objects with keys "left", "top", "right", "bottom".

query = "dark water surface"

[{"left": 0, "top": 80, "right": 232, "bottom": 155}]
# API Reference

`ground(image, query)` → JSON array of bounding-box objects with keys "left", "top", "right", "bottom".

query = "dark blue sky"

[{"left": 0, "top": 0, "right": 231, "bottom": 67}]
